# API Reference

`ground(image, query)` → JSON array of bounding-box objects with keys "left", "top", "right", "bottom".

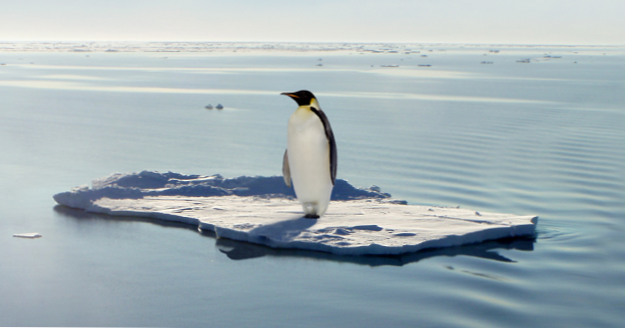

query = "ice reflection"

[{"left": 215, "top": 235, "right": 534, "bottom": 267}]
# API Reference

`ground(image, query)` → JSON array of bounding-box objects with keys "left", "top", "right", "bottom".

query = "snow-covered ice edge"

[{"left": 53, "top": 171, "right": 537, "bottom": 256}]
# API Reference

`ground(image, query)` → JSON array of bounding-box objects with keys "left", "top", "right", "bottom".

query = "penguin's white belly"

[{"left": 287, "top": 109, "right": 333, "bottom": 216}]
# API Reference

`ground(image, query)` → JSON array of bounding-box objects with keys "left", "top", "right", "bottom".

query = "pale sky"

[{"left": 1, "top": 0, "right": 624, "bottom": 45}]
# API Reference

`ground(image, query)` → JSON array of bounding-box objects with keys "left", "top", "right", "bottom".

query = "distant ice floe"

[
  {"left": 1, "top": 41, "right": 614, "bottom": 54},
  {"left": 0, "top": 41, "right": 408, "bottom": 53},
  {"left": 204, "top": 103, "right": 224, "bottom": 109},
  {"left": 53, "top": 171, "right": 537, "bottom": 256},
  {"left": 13, "top": 232, "right": 42, "bottom": 239}
]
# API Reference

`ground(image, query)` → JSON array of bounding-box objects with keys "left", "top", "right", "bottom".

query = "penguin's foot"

[{"left": 302, "top": 203, "right": 319, "bottom": 219}]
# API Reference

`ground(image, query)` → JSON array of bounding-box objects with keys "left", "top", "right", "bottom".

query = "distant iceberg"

[{"left": 53, "top": 171, "right": 537, "bottom": 256}]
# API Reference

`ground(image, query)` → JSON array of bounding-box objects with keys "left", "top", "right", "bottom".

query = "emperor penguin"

[{"left": 281, "top": 90, "right": 337, "bottom": 218}]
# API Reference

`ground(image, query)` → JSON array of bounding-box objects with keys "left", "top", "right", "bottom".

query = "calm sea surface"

[{"left": 1, "top": 46, "right": 624, "bottom": 327}]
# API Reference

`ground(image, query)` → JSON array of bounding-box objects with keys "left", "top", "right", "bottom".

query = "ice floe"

[
  {"left": 53, "top": 171, "right": 537, "bottom": 256},
  {"left": 13, "top": 232, "right": 42, "bottom": 239}
]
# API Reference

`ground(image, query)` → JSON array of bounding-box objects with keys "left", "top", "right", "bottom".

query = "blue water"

[{"left": 1, "top": 46, "right": 624, "bottom": 327}]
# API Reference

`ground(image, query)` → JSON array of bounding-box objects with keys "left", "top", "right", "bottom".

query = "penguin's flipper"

[
  {"left": 282, "top": 149, "right": 292, "bottom": 188},
  {"left": 310, "top": 107, "right": 337, "bottom": 185}
]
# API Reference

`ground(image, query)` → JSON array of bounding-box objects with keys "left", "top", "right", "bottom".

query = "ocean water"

[{"left": 1, "top": 46, "right": 624, "bottom": 327}]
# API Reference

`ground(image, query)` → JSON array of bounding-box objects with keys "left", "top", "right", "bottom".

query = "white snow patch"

[{"left": 53, "top": 171, "right": 537, "bottom": 256}]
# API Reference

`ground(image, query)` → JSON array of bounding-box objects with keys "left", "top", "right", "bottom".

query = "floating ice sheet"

[{"left": 53, "top": 171, "right": 537, "bottom": 256}]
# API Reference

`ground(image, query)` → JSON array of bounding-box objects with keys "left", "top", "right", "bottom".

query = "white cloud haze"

[{"left": 1, "top": 0, "right": 623, "bottom": 44}]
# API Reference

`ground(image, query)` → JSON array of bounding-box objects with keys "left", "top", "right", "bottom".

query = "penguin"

[{"left": 281, "top": 90, "right": 337, "bottom": 218}]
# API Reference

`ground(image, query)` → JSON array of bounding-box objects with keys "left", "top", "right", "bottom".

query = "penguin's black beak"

[{"left": 281, "top": 92, "right": 298, "bottom": 98}]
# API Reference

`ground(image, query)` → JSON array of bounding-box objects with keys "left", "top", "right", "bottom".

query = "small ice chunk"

[{"left": 13, "top": 233, "right": 42, "bottom": 238}]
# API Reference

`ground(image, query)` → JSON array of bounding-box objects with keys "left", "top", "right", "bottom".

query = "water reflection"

[
  {"left": 54, "top": 205, "right": 534, "bottom": 267},
  {"left": 215, "top": 236, "right": 534, "bottom": 266},
  {"left": 53, "top": 205, "right": 201, "bottom": 231}
]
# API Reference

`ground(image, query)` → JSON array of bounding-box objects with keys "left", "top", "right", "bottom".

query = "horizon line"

[{"left": 1, "top": 40, "right": 624, "bottom": 47}]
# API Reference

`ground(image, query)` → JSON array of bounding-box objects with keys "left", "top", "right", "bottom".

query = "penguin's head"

[{"left": 281, "top": 90, "right": 319, "bottom": 109}]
